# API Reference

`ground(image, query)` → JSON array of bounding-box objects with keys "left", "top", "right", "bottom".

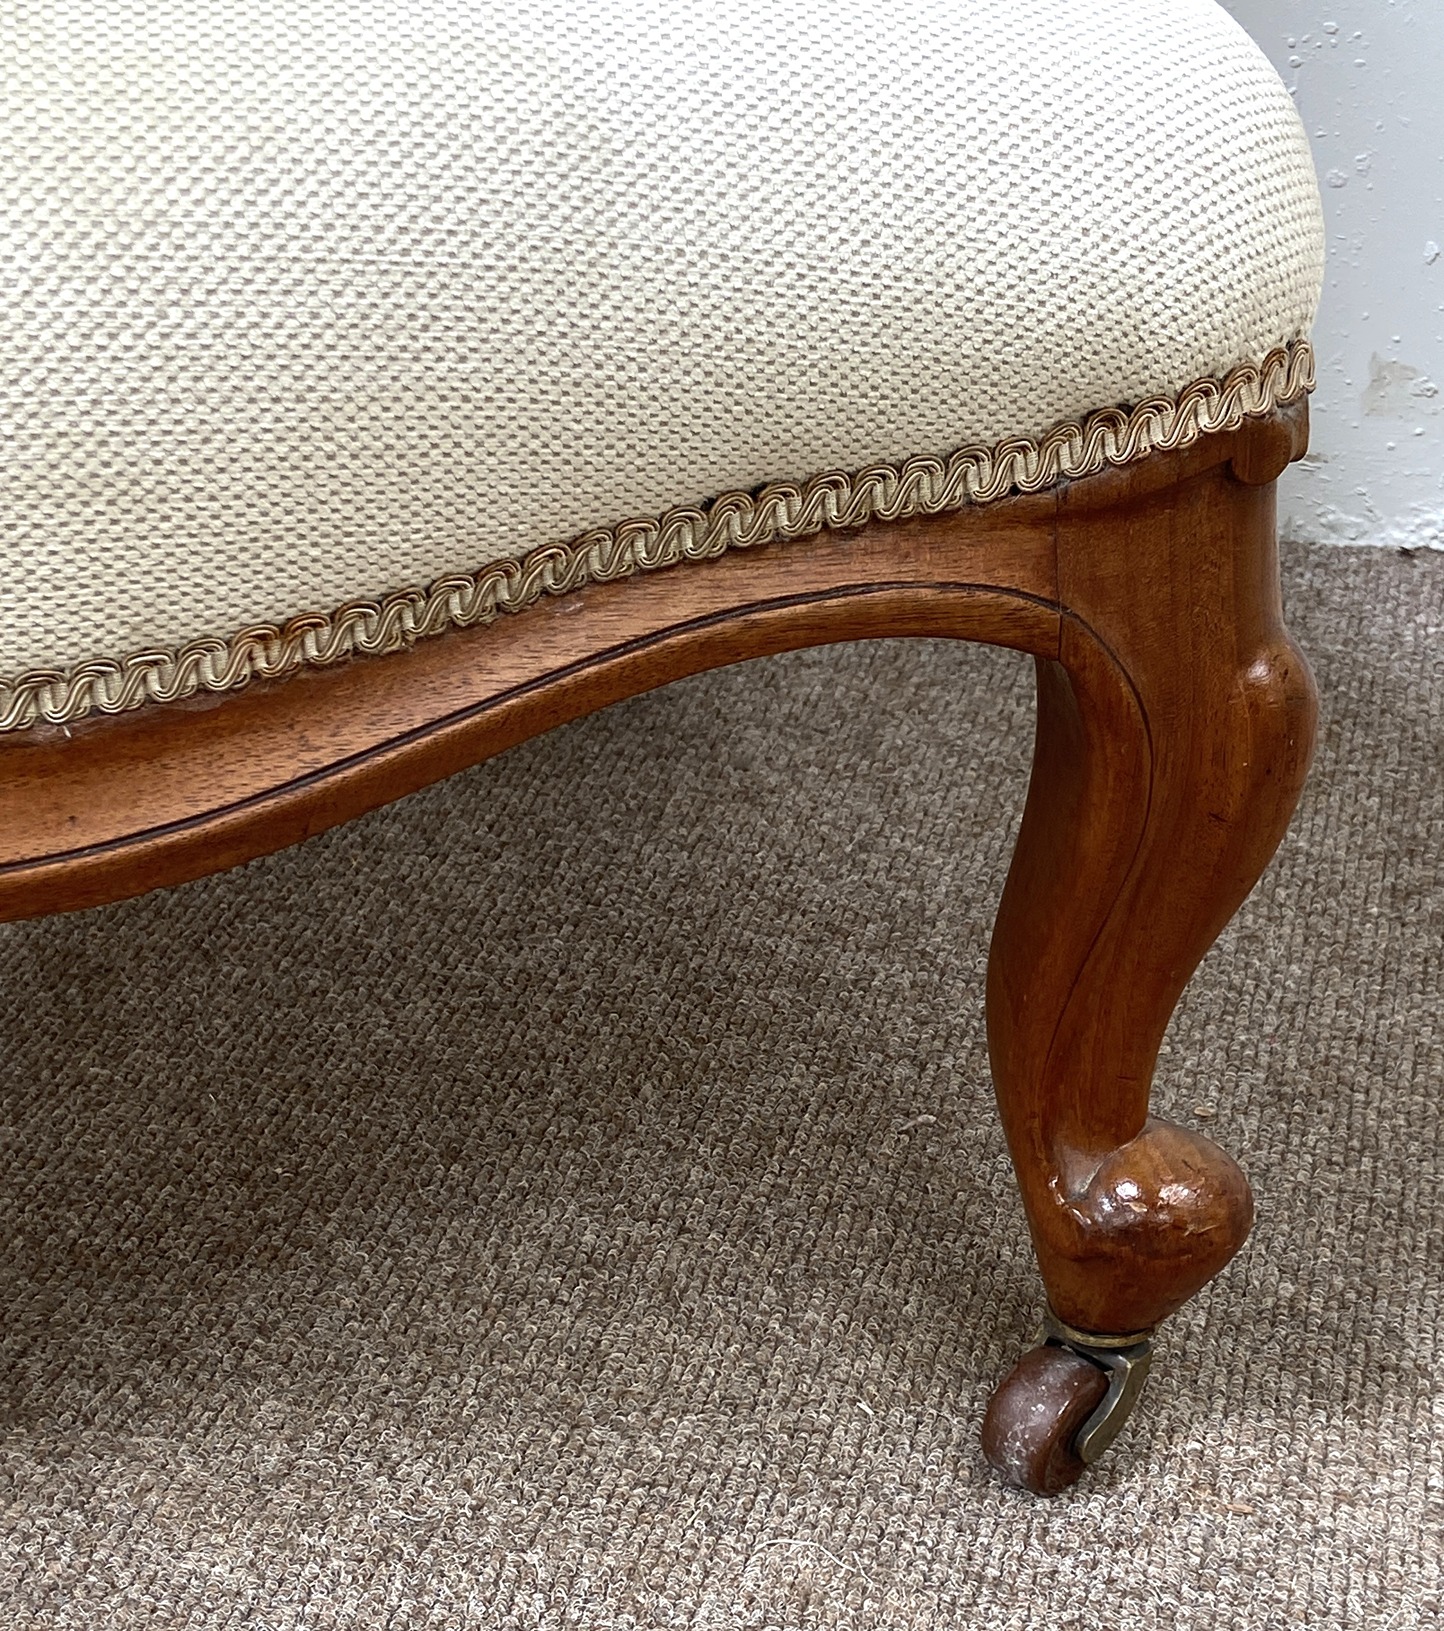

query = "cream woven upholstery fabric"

[{"left": 1, "top": 0, "right": 1324, "bottom": 729}]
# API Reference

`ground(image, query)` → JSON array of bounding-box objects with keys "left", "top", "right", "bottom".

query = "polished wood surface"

[
  {"left": 988, "top": 401, "right": 1315, "bottom": 1334},
  {"left": 0, "top": 501, "right": 1055, "bottom": 921},
  {"left": 0, "top": 402, "right": 1314, "bottom": 1371}
]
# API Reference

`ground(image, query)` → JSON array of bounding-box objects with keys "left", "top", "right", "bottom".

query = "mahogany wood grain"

[
  {"left": 0, "top": 507, "right": 1055, "bottom": 920},
  {"left": 987, "top": 401, "right": 1316, "bottom": 1333}
]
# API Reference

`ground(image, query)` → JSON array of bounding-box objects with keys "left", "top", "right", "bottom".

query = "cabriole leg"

[{"left": 981, "top": 426, "right": 1317, "bottom": 1494}]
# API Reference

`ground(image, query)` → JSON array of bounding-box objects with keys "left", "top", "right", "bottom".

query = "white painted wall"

[{"left": 1220, "top": 0, "right": 1444, "bottom": 549}]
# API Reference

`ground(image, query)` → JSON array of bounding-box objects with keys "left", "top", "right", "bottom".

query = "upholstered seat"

[{"left": 1, "top": 0, "right": 1322, "bottom": 731}]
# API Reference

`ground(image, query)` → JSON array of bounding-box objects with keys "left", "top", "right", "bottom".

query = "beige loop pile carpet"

[{"left": 1, "top": 541, "right": 1440, "bottom": 1628}]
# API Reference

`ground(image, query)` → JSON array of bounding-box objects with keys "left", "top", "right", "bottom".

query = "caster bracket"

[{"left": 1042, "top": 1311, "right": 1155, "bottom": 1466}]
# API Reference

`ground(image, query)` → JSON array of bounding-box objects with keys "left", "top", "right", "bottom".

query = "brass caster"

[{"left": 980, "top": 1313, "right": 1155, "bottom": 1495}]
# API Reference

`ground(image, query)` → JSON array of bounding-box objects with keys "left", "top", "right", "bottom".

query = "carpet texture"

[{"left": 1, "top": 541, "right": 1440, "bottom": 1629}]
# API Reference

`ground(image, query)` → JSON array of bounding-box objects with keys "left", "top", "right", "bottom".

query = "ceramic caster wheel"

[
  {"left": 980, "top": 1344, "right": 1109, "bottom": 1494},
  {"left": 981, "top": 1326, "right": 1154, "bottom": 1496}
]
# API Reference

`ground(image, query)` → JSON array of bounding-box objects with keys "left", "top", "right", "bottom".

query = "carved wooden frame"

[{"left": 0, "top": 402, "right": 1316, "bottom": 1493}]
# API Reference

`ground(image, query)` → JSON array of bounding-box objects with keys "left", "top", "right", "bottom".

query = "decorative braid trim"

[{"left": 0, "top": 340, "right": 1312, "bottom": 734}]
